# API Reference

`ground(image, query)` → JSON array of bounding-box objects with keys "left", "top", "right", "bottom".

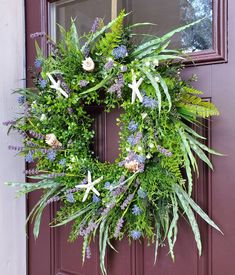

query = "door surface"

[{"left": 26, "top": 1, "right": 234, "bottom": 275}]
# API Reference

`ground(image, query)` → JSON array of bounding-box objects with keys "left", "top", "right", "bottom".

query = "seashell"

[
  {"left": 45, "top": 134, "right": 62, "bottom": 148},
  {"left": 82, "top": 57, "right": 95, "bottom": 72},
  {"left": 124, "top": 160, "right": 140, "bottom": 173}
]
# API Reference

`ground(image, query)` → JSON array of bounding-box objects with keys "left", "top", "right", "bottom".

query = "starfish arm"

[
  {"left": 93, "top": 176, "right": 103, "bottom": 185},
  {"left": 75, "top": 184, "right": 88, "bottom": 189},
  {"left": 88, "top": 171, "right": 92, "bottom": 184},
  {"left": 46, "top": 73, "right": 55, "bottom": 84},
  {"left": 137, "top": 78, "right": 144, "bottom": 86},
  {"left": 135, "top": 88, "right": 143, "bottom": 102},
  {"left": 132, "top": 90, "right": 136, "bottom": 104},
  {"left": 58, "top": 87, "right": 69, "bottom": 98},
  {"left": 82, "top": 188, "right": 90, "bottom": 202},
  {"left": 92, "top": 187, "right": 100, "bottom": 196}
]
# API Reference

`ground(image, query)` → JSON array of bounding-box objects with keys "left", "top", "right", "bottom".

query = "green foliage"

[
  {"left": 95, "top": 10, "right": 125, "bottom": 55},
  {"left": 4, "top": 12, "right": 222, "bottom": 275}
]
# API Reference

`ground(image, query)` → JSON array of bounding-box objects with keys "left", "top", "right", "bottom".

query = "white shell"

[
  {"left": 82, "top": 57, "right": 95, "bottom": 72},
  {"left": 45, "top": 134, "right": 62, "bottom": 148}
]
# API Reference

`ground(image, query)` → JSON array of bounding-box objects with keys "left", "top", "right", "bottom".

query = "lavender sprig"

[
  {"left": 120, "top": 193, "right": 134, "bottom": 210},
  {"left": 114, "top": 218, "right": 124, "bottom": 238}
]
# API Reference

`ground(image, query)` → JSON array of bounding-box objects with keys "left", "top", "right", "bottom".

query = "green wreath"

[{"left": 5, "top": 11, "right": 222, "bottom": 274}]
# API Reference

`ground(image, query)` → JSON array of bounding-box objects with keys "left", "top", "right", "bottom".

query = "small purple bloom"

[
  {"left": 142, "top": 96, "right": 158, "bottom": 109},
  {"left": 47, "top": 150, "right": 56, "bottom": 161},
  {"left": 66, "top": 193, "right": 75, "bottom": 203},
  {"left": 127, "top": 135, "right": 136, "bottom": 146},
  {"left": 30, "top": 32, "right": 46, "bottom": 39},
  {"left": 67, "top": 107, "right": 73, "bottom": 115},
  {"left": 17, "top": 95, "right": 26, "bottom": 105},
  {"left": 86, "top": 246, "right": 91, "bottom": 259},
  {"left": 128, "top": 121, "right": 138, "bottom": 132},
  {"left": 157, "top": 145, "right": 172, "bottom": 157},
  {"left": 120, "top": 65, "right": 127, "bottom": 72},
  {"left": 79, "top": 80, "right": 89, "bottom": 88},
  {"left": 39, "top": 79, "right": 47, "bottom": 89},
  {"left": 34, "top": 58, "right": 43, "bottom": 68},
  {"left": 91, "top": 17, "right": 101, "bottom": 33},
  {"left": 114, "top": 217, "right": 124, "bottom": 238},
  {"left": 104, "top": 60, "right": 114, "bottom": 70},
  {"left": 104, "top": 182, "right": 111, "bottom": 189},
  {"left": 25, "top": 152, "right": 34, "bottom": 163},
  {"left": 2, "top": 120, "right": 16, "bottom": 126},
  {"left": 137, "top": 188, "right": 147, "bottom": 199},
  {"left": 112, "top": 45, "right": 128, "bottom": 59},
  {"left": 59, "top": 158, "right": 66, "bottom": 166},
  {"left": 132, "top": 205, "right": 142, "bottom": 215},
  {"left": 93, "top": 194, "right": 100, "bottom": 203},
  {"left": 130, "top": 230, "right": 141, "bottom": 240},
  {"left": 121, "top": 193, "right": 134, "bottom": 210}
]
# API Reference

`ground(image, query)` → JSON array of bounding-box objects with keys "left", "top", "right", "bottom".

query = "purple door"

[{"left": 26, "top": 1, "right": 234, "bottom": 275}]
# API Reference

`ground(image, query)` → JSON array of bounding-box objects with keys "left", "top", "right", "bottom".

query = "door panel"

[{"left": 26, "top": 1, "right": 233, "bottom": 275}]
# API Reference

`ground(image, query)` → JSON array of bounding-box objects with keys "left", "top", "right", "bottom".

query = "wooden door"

[{"left": 26, "top": 1, "right": 233, "bottom": 275}]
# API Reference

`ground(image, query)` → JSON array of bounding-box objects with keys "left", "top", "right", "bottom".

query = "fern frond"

[
  {"left": 177, "top": 94, "right": 219, "bottom": 118},
  {"left": 96, "top": 10, "right": 125, "bottom": 55},
  {"left": 184, "top": 86, "right": 203, "bottom": 94}
]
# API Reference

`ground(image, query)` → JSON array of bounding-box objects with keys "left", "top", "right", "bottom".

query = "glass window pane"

[
  {"left": 53, "top": 0, "right": 112, "bottom": 40},
  {"left": 124, "top": 0, "right": 213, "bottom": 52}
]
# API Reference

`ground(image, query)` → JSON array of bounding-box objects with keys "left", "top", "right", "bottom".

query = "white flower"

[
  {"left": 137, "top": 146, "right": 143, "bottom": 151},
  {"left": 82, "top": 57, "right": 95, "bottom": 72},
  {"left": 153, "top": 59, "right": 159, "bottom": 66},
  {"left": 141, "top": 113, "right": 148, "bottom": 119},
  {"left": 146, "top": 153, "right": 152, "bottom": 159},
  {"left": 149, "top": 143, "right": 154, "bottom": 149},
  {"left": 40, "top": 114, "right": 46, "bottom": 121},
  {"left": 145, "top": 61, "right": 151, "bottom": 67},
  {"left": 155, "top": 76, "right": 160, "bottom": 82}
]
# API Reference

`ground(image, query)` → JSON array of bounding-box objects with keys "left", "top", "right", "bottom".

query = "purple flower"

[
  {"left": 67, "top": 107, "right": 73, "bottom": 115},
  {"left": 127, "top": 132, "right": 143, "bottom": 146},
  {"left": 85, "top": 221, "right": 97, "bottom": 235},
  {"left": 91, "top": 17, "right": 101, "bottom": 33},
  {"left": 25, "top": 152, "right": 34, "bottom": 163},
  {"left": 59, "top": 158, "right": 66, "bottom": 166},
  {"left": 46, "top": 195, "right": 60, "bottom": 205},
  {"left": 114, "top": 218, "right": 124, "bottom": 238},
  {"left": 101, "top": 202, "right": 115, "bottom": 216},
  {"left": 107, "top": 74, "right": 124, "bottom": 98},
  {"left": 23, "top": 169, "right": 39, "bottom": 175},
  {"left": 130, "top": 230, "right": 141, "bottom": 240},
  {"left": 104, "top": 60, "right": 114, "bottom": 70},
  {"left": 79, "top": 80, "right": 89, "bottom": 87},
  {"left": 8, "top": 145, "right": 24, "bottom": 151},
  {"left": 34, "top": 58, "right": 43, "bottom": 68},
  {"left": 47, "top": 150, "right": 56, "bottom": 161},
  {"left": 39, "top": 79, "right": 47, "bottom": 89},
  {"left": 30, "top": 32, "right": 46, "bottom": 39},
  {"left": 142, "top": 96, "right": 158, "bottom": 109},
  {"left": 120, "top": 193, "right": 134, "bottom": 210},
  {"left": 112, "top": 45, "right": 128, "bottom": 59},
  {"left": 132, "top": 205, "right": 142, "bottom": 215},
  {"left": 29, "top": 130, "right": 44, "bottom": 140},
  {"left": 66, "top": 193, "right": 75, "bottom": 203},
  {"left": 17, "top": 95, "right": 26, "bottom": 105},
  {"left": 128, "top": 121, "right": 138, "bottom": 132},
  {"left": 120, "top": 65, "right": 127, "bottom": 72},
  {"left": 137, "top": 188, "right": 147, "bottom": 199},
  {"left": 104, "top": 182, "right": 111, "bottom": 189},
  {"left": 157, "top": 145, "right": 172, "bottom": 157},
  {"left": 92, "top": 194, "right": 100, "bottom": 203},
  {"left": 86, "top": 246, "right": 91, "bottom": 259},
  {"left": 127, "top": 135, "right": 136, "bottom": 146},
  {"left": 2, "top": 120, "right": 16, "bottom": 126},
  {"left": 110, "top": 186, "right": 126, "bottom": 197}
]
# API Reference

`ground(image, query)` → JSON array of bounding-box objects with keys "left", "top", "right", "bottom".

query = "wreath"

[{"left": 5, "top": 11, "right": 222, "bottom": 274}]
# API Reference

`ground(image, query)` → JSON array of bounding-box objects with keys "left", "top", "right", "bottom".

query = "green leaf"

[
  {"left": 175, "top": 187, "right": 202, "bottom": 255},
  {"left": 157, "top": 74, "right": 172, "bottom": 111},
  {"left": 53, "top": 204, "right": 93, "bottom": 227},
  {"left": 141, "top": 69, "right": 161, "bottom": 114},
  {"left": 99, "top": 220, "right": 108, "bottom": 275},
  {"left": 174, "top": 185, "right": 223, "bottom": 234},
  {"left": 79, "top": 75, "right": 113, "bottom": 95},
  {"left": 167, "top": 195, "right": 179, "bottom": 260}
]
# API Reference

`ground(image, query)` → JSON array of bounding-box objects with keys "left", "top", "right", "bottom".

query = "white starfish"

[
  {"left": 46, "top": 73, "right": 68, "bottom": 98},
  {"left": 75, "top": 171, "right": 103, "bottom": 202},
  {"left": 128, "top": 70, "right": 144, "bottom": 104}
]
